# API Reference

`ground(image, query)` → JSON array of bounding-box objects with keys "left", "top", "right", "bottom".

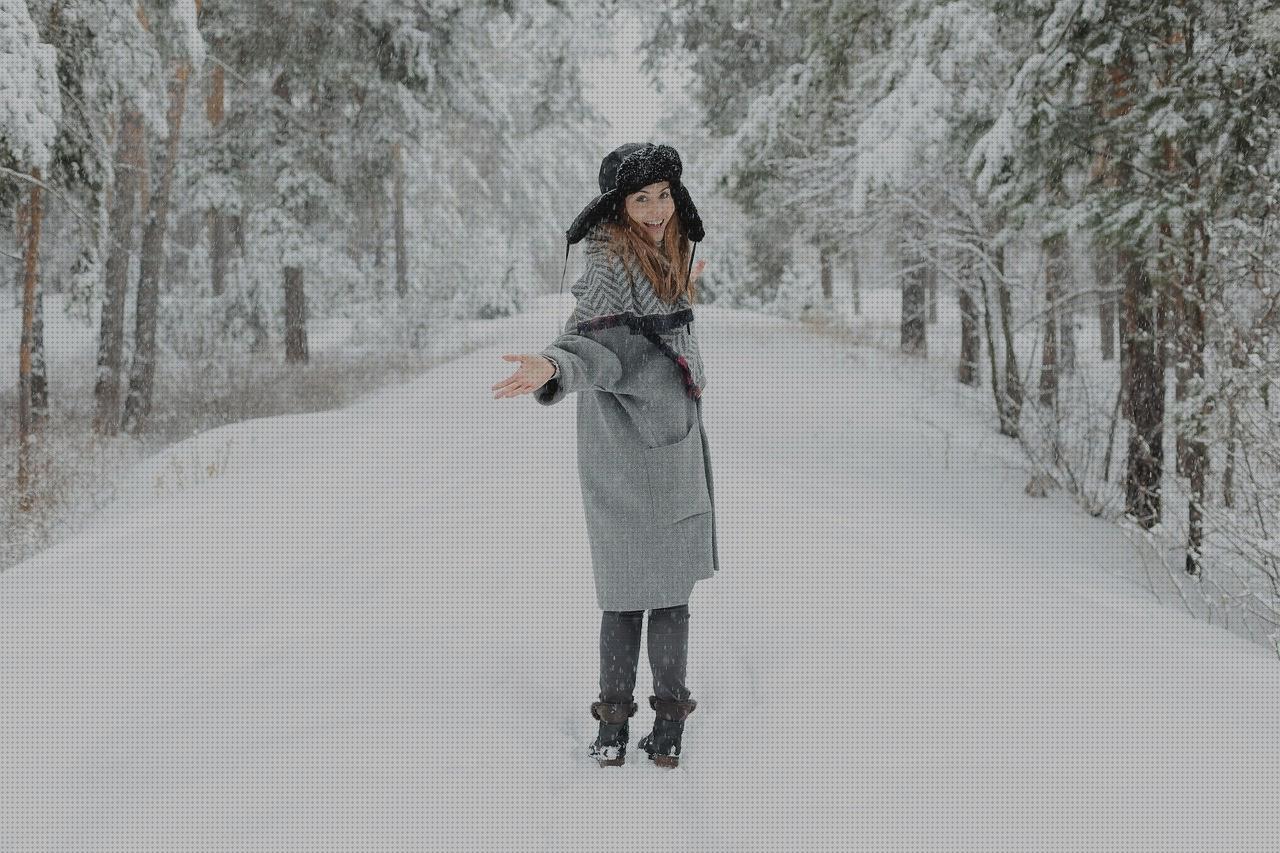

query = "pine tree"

[{"left": 1, "top": 0, "right": 62, "bottom": 508}]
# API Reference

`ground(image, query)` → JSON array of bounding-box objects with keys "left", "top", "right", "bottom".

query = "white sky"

[{"left": 582, "top": 9, "right": 668, "bottom": 146}]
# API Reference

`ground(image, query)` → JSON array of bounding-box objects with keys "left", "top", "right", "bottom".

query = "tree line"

[
  {"left": 3, "top": 0, "right": 604, "bottom": 521},
  {"left": 652, "top": 0, "right": 1280, "bottom": 641}
]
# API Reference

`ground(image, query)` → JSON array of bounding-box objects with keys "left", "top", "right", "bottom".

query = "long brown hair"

[{"left": 597, "top": 205, "right": 696, "bottom": 306}]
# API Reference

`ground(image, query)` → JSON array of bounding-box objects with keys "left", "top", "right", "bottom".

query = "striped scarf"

[{"left": 575, "top": 226, "right": 708, "bottom": 400}]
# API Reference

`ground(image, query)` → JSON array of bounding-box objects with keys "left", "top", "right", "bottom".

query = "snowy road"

[{"left": 2, "top": 299, "right": 1278, "bottom": 852}]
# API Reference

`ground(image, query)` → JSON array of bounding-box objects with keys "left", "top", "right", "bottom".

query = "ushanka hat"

[{"left": 556, "top": 142, "right": 704, "bottom": 299}]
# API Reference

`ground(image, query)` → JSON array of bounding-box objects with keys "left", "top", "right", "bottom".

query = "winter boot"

[
  {"left": 588, "top": 699, "right": 638, "bottom": 767},
  {"left": 637, "top": 695, "right": 697, "bottom": 768}
]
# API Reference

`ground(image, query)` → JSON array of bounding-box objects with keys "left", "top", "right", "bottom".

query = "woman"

[{"left": 491, "top": 143, "right": 719, "bottom": 769}]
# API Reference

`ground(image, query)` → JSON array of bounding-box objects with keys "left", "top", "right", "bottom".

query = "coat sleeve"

[{"left": 533, "top": 263, "right": 626, "bottom": 407}]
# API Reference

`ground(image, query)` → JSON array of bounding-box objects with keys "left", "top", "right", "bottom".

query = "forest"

[{"left": 5, "top": 0, "right": 1280, "bottom": 653}]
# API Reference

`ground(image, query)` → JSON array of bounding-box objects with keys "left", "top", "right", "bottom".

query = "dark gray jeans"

[{"left": 598, "top": 604, "right": 692, "bottom": 705}]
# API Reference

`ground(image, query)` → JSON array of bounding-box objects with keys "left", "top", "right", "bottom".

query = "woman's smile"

[{"left": 625, "top": 180, "right": 675, "bottom": 242}]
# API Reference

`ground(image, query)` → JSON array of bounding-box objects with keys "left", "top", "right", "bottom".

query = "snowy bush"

[
  {"left": 768, "top": 265, "right": 827, "bottom": 322},
  {"left": 350, "top": 289, "right": 450, "bottom": 354}
]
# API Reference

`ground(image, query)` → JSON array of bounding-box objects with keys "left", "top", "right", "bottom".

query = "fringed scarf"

[{"left": 575, "top": 226, "right": 707, "bottom": 400}]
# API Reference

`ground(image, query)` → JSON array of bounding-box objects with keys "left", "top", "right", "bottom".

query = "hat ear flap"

[
  {"left": 670, "top": 182, "right": 704, "bottom": 242},
  {"left": 567, "top": 190, "right": 620, "bottom": 244}
]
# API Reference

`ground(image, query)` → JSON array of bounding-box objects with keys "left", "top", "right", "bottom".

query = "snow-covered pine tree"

[
  {"left": 649, "top": 0, "right": 826, "bottom": 305},
  {"left": 980, "top": 0, "right": 1280, "bottom": 587},
  {"left": 817, "top": 2, "right": 1024, "bottom": 376},
  {"left": 122, "top": 0, "right": 205, "bottom": 434},
  {"left": 1, "top": 0, "right": 62, "bottom": 507},
  {"left": 190, "top": 0, "right": 601, "bottom": 367},
  {"left": 37, "top": 0, "right": 171, "bottom": 437}
]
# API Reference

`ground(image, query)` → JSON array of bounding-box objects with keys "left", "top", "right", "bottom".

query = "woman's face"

[{"left": 623, "top": 180, "right": 675, "bottom": 243}]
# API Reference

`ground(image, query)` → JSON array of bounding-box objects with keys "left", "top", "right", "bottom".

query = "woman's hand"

[
  {"left": 691, "top": 259, "right": 707, "bottom": 285},
  {"left": 492, "top": 354, "right": 555, "bottom": 399}
]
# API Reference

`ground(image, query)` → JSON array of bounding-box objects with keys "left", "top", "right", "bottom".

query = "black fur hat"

[
  {"left": 556, "top": 142, "right": 704, "bottom": 300},
  {"left": 567, "top": 142, "right": 705, "bottom": 244}
]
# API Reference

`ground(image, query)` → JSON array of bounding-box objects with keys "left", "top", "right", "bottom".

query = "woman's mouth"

[{"left": 644, "top": 220, "right": 664, "bottom": 233}]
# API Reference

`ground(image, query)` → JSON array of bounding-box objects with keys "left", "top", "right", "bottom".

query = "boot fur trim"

[
  {"left": 649, "top": 695, "right": 698, "bottom": 721},
  {"left": 591, "top": 700, "right": 639, "bottom": 724}
]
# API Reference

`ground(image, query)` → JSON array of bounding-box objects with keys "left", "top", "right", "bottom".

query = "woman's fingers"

[
  {"left": 493, "top": 354, "right": 549, "bottom": 399},
  {"left": 493, "top": 373, "right": 525, "bottom": 393},
  {"left": 492, "top": 378, "right": 526, "bottom": 397},
  {"left": 493, "top": 377, "right": 532, "bottom": 398},
  {"left": 491, "top": 354, "right": 529, "bottom": 390}
]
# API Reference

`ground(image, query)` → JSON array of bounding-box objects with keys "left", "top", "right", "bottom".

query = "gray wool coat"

[{"left": 534, "top": 229, "right": 720, "bottom": 611}]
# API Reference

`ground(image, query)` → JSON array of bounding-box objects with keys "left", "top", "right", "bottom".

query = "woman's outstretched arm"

[{"left": 491, "top": 263, "right": 625, "bottom": 404}]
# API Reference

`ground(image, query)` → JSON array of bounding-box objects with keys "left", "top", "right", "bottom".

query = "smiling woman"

[{"left": 490, "top": 142, "right": 716, "bottom": 769}]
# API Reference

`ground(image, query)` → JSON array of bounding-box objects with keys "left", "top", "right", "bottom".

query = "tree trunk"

[
  {"left": 1182, "top": 217, "right": 1211, "bottom": 578},
  {"left": 17, "top": 168, "right": 44, "bottom": 511},
  {"left": 209, "top": 209, "right": 229, "bottom": 296},
  {"left": 31, "top": 289, "right": 48, "bottom": 427},
  {"left": 372, "top": 174, "right": 385, "bottom": 271},
  {"left": 1154, "top": 221, "right": 1188, "bottom": 478},
  {"left": 1096, "top": 51, "right": 1162, "bottom": 525},
  {"left": 14, "top": 180, "right": 47, "bottom": 426},
  {"left": 124, "top": 62, "right": 191, "bottom": 436},
  {"left": 901, "top": 269, "right": 927, "bottom": 354},
  {"left": 818, "top": 244, "right": 832, "bottom": 301},
  {"left": 926, "top": 260, "right": 938, "bottom": 324},
  {"left": 93, "top": 106, "right": 143, "bottom": 436},
  {"left": 1222, "top": 336, "right": 1246, "bottom": 509},
  {"left": 1156, "top": 244, "right": 1171, "bottom": 385},
  {"left": 123, "top": 204, "right": 164, "bottom": 436},
  {"left": 958, "top": 288, "right": 980, "bottom": 386},
  {"left": 978, "top": 255, "right": 1008, "bottom": 431},
  {"left": 393, "top": 142, "right": 407, "bottom": 298},
  {"left": 1102, "top": 379, "right": 1123, "bottom": 483},
  {"left": 995, "top": 244, "right": 1021, "bottom": 435},
  {"left": 1169, "top": 212, "right": 1206, "bottom": 485},
  {"left": 850, "top": 252, "right": 861, "bottom": 315},
  {"left": 14, "top": 178, "right": 29, "bottom": 304},
  {"left": 207, "top": 63, "right": 228, "bottom": 297},
  {"left": 1096, "top": 244, "right": 1117, "bottom": 362},
  {"left": 1183, "top": 315, "right": 1207, "bottom": 578},
  {"left": 900, "top": 221, "right": 927, "bottom": 355},
  {"left": 1060, "top": 310, "right": 1076, "bottom": 373},
  {"left": 283, "top": 265, "right": 308, "bottom": 363},
  {"left": 1120, "top": 247, "right": 1163, "bottom": 528},
  {"left": 1039, "top": 234, "right": 1064, "bottom": 407},
  {"left": 206, "top": 60, "right": 224, "bottom": 125},
  {"left": 1100, "top": 294, "right": 1116, "bottom": 360}
]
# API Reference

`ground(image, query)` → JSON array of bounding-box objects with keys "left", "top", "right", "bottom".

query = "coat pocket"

[{"left": 645, "top": 421, "right": 713, "bottom": 526}]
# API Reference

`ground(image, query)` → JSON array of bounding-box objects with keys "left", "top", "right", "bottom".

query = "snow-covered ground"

[{"left": 2, "top": 295, "right": 1278, "bottom": 852}]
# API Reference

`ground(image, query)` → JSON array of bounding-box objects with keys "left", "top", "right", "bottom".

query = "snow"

[
  {"left": 2, "top": 296, "right": 1279, "bottom": 852},
  {"left": 172, "top": 0, "right": 206, "bottom": 69},
  {"left": 851, "top": 2, "right": 1008, "bottom": 211},
  {"left": 0, "top": 0, "right": 62, "bottom": 171},
  {"left": 969, "top": 107, "right": 1018, "bottom": 196}
]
